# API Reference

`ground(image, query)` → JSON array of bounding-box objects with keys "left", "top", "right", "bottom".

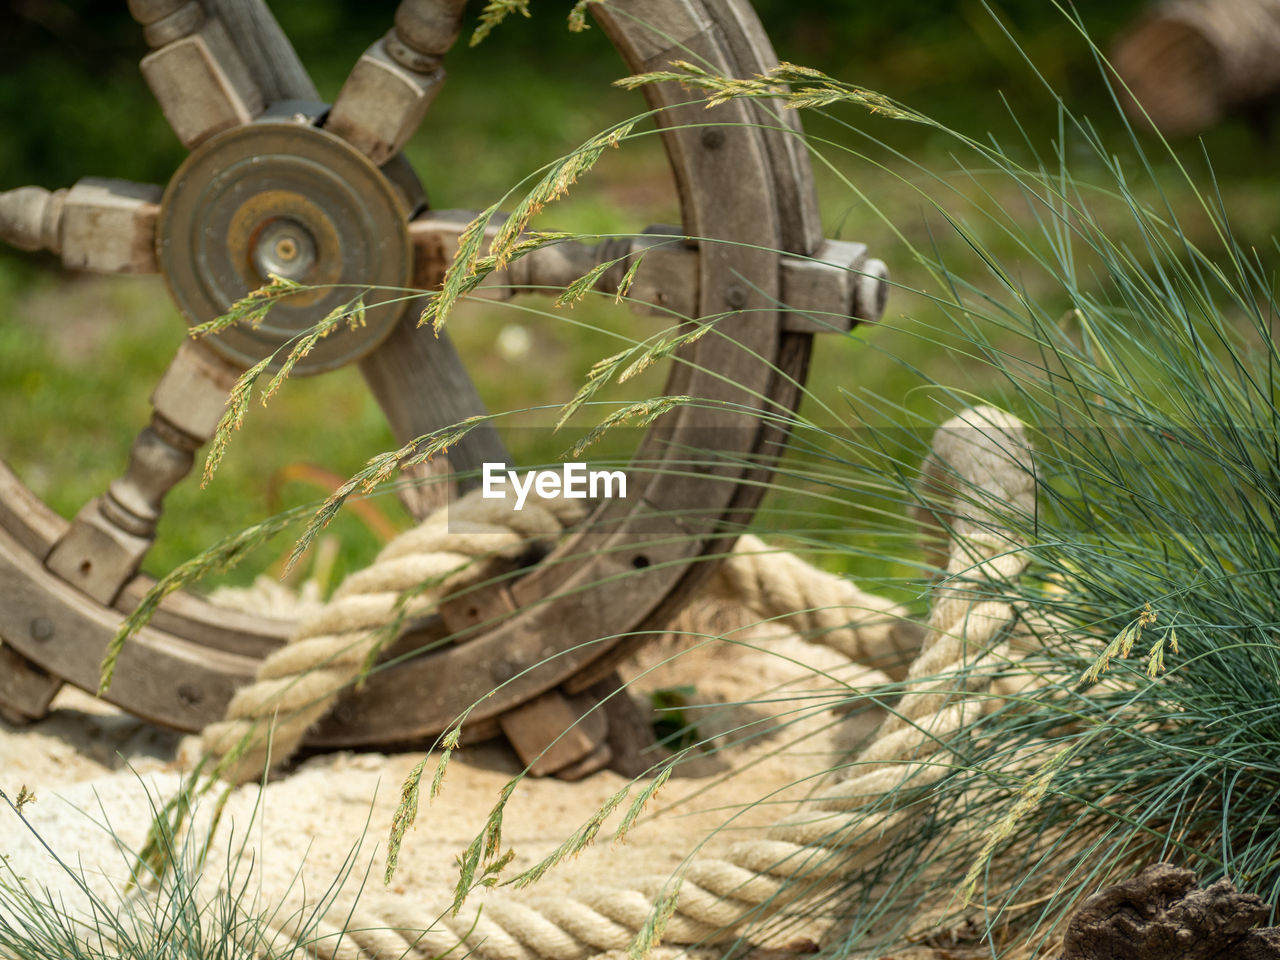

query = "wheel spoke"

[
  {"left": 409, "top": 210, "right": 890, "bottom": 329},
  {"left": 408, "top": 210, "right": 652, "bottom": 306},
  {"left": 0, "top": 180, "right": 162, "bottom": 274},
  {"left": 779, "top": 239, "right": 890, "bottom": 331},
  {"left": 358, "top": 312, "right": 510, "bottom": 497},
  {"left": 324, "top": 0, "right": 468, "bottom": 165},
  {"left": 44, "top": 341, "right": 240, "bottom": 604},
  {"left": 203, "top": 0, "right": 319, "bottom": 103},
  {"left": 129, "top": 0, "right": 266, "bottom": 149}
]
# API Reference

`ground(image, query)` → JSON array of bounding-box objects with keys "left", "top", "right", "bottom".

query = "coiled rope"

[
  {"left": 199, "top": 405, "right": 1034, "bottom": 960},
  {"left": 199, "top": 484, "right": 920, "bottom": 785}
]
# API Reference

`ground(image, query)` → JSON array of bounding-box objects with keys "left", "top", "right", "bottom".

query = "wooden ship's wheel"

[{"left": 0, "top": 0, "right": 887, "bottom": 777}]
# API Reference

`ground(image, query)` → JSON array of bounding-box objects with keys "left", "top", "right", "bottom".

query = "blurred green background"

[{"left": 1, "top": 0, "right": 1276, "bottom": 591}]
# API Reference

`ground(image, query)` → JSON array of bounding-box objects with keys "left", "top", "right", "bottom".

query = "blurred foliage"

[
  {"left": 0, "top": 0, "right": 1154, "bottom": 191},
  {"left": 5, "top": 0, "right": 1274, "bottom": 232},
  {"left": 2, "top": 0, "right": 1277, "bottom": 588}
]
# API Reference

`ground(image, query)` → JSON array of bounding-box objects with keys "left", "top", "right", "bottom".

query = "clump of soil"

[{"left": 1058, "top": 862, "right": 1280, "bottom": 960}]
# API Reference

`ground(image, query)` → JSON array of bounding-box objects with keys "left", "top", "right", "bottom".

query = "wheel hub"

[
  {"left": 252, "top": 217, "right": 317, "bottom": 280},
  {"left": 157, "top": 114, "right": 415, "bottom": 375}
]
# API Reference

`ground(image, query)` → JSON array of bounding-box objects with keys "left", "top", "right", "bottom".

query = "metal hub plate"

[{"left": 157, "top": 119, "right": 414, "bottom": 375}]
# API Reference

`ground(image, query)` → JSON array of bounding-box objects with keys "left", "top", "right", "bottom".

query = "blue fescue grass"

[
  {"left": 0, "top": 776, "right": 377, "bottom": 960},
  {"left": 600, "top": 12, "right": 1280, "bottom": 955}
]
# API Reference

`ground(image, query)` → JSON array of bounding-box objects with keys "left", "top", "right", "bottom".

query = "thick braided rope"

[
  {"left": 200, "top": 490, "right": 588, "bottom": 783},
  {"left": 710, "top": 535, "right": 917, "bottom": 675},
  {"left": 202, "top": 494, "right": 921, "bottom": 784},
  {"left": 256, "top": 406, "right": 1036, "bottom": 960}
]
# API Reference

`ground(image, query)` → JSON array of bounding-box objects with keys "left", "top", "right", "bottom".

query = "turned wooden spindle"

[
  {"left": 386, "top": 0, "right": 470, "bottom": 74},
  {"left": 100, "top": 414, "right": 204, "bottom": 539},
  {"left": 44, "top": 342, "right": 238, "bottom": 604},
  {"left": 128, "top": 0, "right": 264, "bottom": 148},
  {"left": 0, "top": 186, "right": 65, "bottom": 254},
  {"left": 0, "top": 180, "right": 161, "bottom": 274},
  {"left": 127, "top": 0, "right": 205, "bottom": 49},
  {"left": 325, "top": 0, "right": 470, "bottom": 165}
]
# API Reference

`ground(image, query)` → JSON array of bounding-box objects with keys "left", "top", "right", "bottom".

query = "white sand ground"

[{"left": 0, "top": 626, "right": 975, "bottom": 959}]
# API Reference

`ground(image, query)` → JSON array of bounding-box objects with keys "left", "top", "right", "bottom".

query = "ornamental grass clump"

[
  {"left": 0, "top": 782, "right": 365, "bottom": 960},
  {"left": 385, "top": 14, "right": 1280, "bottom": 959},
  {"left": 612, "top": 17, "right": 1280, "bottom": 957}
]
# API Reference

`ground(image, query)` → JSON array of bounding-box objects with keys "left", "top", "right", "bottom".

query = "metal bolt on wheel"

[{"left": 0, "top": 0, "right": 888, "bottom": 777}]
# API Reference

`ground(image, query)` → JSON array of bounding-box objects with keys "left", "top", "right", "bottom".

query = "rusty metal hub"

[{"left": 157, "top": 110, "right": 416, "bottom": 375}]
